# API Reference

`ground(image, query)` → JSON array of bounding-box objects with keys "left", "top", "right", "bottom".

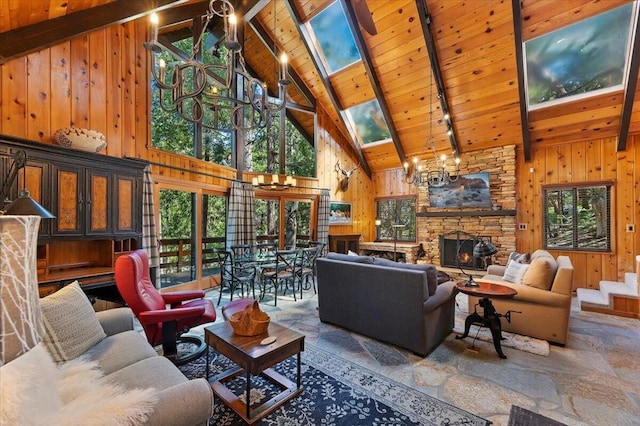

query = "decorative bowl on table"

[{"left": 228, "top": 300, "right": 270, "bottom": 336}]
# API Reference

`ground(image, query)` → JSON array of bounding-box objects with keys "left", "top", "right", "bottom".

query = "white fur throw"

[{"left": 0, "top": 343, "right": 157, "bottom": 425}]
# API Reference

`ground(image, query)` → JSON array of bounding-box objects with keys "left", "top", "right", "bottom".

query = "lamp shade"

[
  {"left": 3, "top": 189, "right": 55, "bottom": 219},
  {"left": 0, "top": 216, "right": 44, "bottom": 366},
  {"left": 473, "top": 240, "right": 498, "bottom": 258}
]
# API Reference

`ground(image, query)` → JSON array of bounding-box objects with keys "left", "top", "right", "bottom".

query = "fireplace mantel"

[{"left": 416, "top": 210, "right": 515, "bottom": 217}]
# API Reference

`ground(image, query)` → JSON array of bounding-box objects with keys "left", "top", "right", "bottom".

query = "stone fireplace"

[{"left": 416, "top": 145, "right": 518, "bottom": 269}]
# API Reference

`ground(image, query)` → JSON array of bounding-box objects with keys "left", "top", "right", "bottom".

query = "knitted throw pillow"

[{"left": 40, "top": 282, "right": 106, "bottom": 363}]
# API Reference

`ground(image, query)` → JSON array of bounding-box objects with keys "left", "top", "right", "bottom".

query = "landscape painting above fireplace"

[{"left": 428, "top": 172, "right": 491, "bottom": 208}]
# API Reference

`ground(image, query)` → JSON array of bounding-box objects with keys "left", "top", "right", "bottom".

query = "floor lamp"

[{"left": 392, "top": 224, "right": 405, "bottom": 262}]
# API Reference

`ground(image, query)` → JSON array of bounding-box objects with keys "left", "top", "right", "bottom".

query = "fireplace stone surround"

[{"left": 415, "top": 145, "right": 518, "bottom": 269}]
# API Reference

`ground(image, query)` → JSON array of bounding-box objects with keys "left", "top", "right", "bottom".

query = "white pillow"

[
  {"left": 502, "top": 260, "right": 529, "bottom": 283},
  {"left": 347, "top": 250, "right": 359, "bottom": 256},
  {"left": 40, "top": 281, "right": 106, "bottom": 363}
]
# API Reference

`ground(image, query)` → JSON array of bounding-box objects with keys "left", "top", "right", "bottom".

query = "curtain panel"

[
  {"left": 317, "top": 190, "right": 330, "bottom": 256},
  {"left": 226, "top": 181, "right": 257, "bottom": 250}
]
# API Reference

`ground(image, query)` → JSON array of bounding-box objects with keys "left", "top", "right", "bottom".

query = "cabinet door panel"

[
  {"left": 114, "top": 175, "right": 135, "bottom": 233},
  {"left": 21, "top": 159, "right": 51, "bottom": 236},
  {"left": 52, "top": 166, "right": 83, "bottom": 235},
  {"left": 86, "top": 170, "right": 111, "bottom": 235}
]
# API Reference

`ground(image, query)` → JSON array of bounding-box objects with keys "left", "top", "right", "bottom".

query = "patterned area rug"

[
  {"left": 454, "top": 293, "right": 550, "bottom": 356},
  {"left": 179, "top": 344, "right": 491, "bottom": 426}
]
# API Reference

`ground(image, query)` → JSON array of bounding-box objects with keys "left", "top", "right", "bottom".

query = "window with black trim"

[
  {"left": 375, "top": 197, "right": 416, "bottom": 242},
  {"left": 543, "top": 184, "right": 611, "bottom": 251}
]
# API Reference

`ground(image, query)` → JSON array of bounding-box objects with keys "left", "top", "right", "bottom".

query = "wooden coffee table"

[
  {"left": 204, "top": 321, "right": 305, "bottom": 424},
  {"left": 455, "top": 281, "right": 517, "bottom": 359}
]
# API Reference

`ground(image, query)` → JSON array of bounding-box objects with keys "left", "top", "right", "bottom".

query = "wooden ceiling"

[{"left": 1, "top": 0, "right": 638, "bottom": 173}]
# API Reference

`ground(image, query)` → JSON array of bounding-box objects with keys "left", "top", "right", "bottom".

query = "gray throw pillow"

[{"left": 40, "top": 281, "right": 106, "bottom": 363}]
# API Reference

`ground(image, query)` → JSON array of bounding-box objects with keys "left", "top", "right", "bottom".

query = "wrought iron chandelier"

[
  {"left": 404, "top": 73, "right": 460, "bottom": 187},
  {"left": 144, "top": 0, "right": 290, "bottom": 132}
]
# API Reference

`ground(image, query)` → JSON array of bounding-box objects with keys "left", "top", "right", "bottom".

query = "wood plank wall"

[{"left": 0, "top": 16, "right": 373, "bottom": 240}]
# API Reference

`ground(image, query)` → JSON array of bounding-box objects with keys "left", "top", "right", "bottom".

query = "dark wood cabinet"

[
  {"left": 329, "top": 234, "right": 360, "bottom": 254},
  {"left": 0, "top": 135, "right": 147, "bottom": 297}
]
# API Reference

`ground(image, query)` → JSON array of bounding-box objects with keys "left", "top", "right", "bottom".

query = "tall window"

[
  {"left": 543, "top": 184, "right": 611, "bottom": 251},
  {"left": 158, "top": 189, "right": 196, "bottom": 287},
  {"left": 375, "top": 197, "right": 416, "bottom": 242}
]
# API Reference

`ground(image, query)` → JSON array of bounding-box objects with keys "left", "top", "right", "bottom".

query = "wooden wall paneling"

[
  {"left": 106, "top": 25, "right": 122, "bottom": 158},
  {"left": 121, "top": 21, "right": 136, "bottom": 158},
  {"left": 585, "top": 252, "right": 603, "bottom": 290},
  {"left": 49, "top": 43, "right": 71, "bottom": 134},
  {"left": 70, "top": 36, "right": 90, "bottom": 130},
  {"left": 26, "top": 50, "right": 51, "bottom": 142},
  {"left": 556, "top": 143, "right": 572, "bottom": 183},
  {"left": 134, "top": 19, "right": 149, "bottom": 158},
  {"left": 617, "top": 147, "right": 635, "bottom": 275},
  {"left": 89, "top": 30, "right": 107, "bottom": 138},
  {"left": 0, "top": 58, "right": 27, "bottom": 137}
]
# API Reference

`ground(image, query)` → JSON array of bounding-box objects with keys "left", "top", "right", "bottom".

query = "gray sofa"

[
  {"left": 316, "top": 253, "right": 457, "bottom": 356},
  {"left": 87, "top": 307, "right": 214, "bottom": 425}
]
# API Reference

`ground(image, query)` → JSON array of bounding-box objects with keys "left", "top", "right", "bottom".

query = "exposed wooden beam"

[
  {"left": 283, "top": 0, "right": 372, "bottom": 178},
  {"left": 511, "top": 0, "right": 532, "bottom": 161},
  {"left": 0, "top": 0, "right": 188, "bottom": 64},
  {"left": 416, "top": 0, "right": 460, "bottom": 159},
  {"left": 340, "top": 0, "right": 406, "bottom": 165},
  {"left": 618, "top": 3, "right": 640, "bottom": 151},
  {"left": 249, "top": 18, "right": 316, "bottom": 109}
]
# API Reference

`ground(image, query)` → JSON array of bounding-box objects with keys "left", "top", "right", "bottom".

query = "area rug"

[
  {"left": 508, "top": 405, "right": 566, "bottom": 426},
  {"left": 454, "top": 293, "right": 550, "bottom": 357},
  {"left": 179, "top": 344, "right": 491, "bottom": 426}
]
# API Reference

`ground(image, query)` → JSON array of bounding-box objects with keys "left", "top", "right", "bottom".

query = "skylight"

[
  {"left": 346, "top": 99, "right": 391, "bottom": 145},
  {"left": 308, "top": 1, "right": 360, "bottom": 74},
  {"left": 524, "top": 3, "right": 635, "bottom": 108}
]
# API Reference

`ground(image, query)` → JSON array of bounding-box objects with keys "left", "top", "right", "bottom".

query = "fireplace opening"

[{"left": 439, "top": 231, "right": 492, "bottom": 270}]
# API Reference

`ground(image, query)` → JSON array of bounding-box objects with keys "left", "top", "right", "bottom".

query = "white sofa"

[{"left": 1, "top": 283, "right": 214, "bottom": 425}]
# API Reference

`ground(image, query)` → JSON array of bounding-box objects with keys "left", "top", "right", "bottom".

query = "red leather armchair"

[{"left": 115, "top": 249, "right": 217, "bottom": 364}]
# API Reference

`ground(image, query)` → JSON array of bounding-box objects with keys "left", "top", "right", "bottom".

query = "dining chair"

[
  {"left": 216, "top": 249, "right": 257, "bottom": 305},
  {"left": 231, "top": 244, "right": 251, "bottom": 257},
  {"left": 260, "top": 249, "right": 300, "bottom": 306},
  {"left": 256, "top": 242, "right": 277, "bottom": 257},
  {"left": 296, "top": 247, "right": 319, "bottom": 299}
]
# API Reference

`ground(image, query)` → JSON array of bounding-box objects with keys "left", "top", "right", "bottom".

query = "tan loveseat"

[{"left": 467, "top": 250, "right": 574, "bottom": 345}]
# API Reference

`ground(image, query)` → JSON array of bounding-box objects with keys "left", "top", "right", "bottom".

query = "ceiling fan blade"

[{"left": 353, "top": 0, "right": 377, "bottom": 36}]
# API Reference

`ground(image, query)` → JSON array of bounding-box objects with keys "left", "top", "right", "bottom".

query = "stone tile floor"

[{"left": 193, "top": 287, "right": 640, "bottom": 426}]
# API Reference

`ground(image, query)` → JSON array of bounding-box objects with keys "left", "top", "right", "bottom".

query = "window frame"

[
  {"left": 375, "top": 195, "right": 417, "bottom": 243},
  {"left": 542, "top": 181, "right": 614, "bottom": 253}
]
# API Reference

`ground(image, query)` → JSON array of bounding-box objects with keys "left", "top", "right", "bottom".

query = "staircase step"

[
  {"left": 600, "top": 280, "right": 639, "bottom": 298},
  {"left": 624, "top": 272, "right": 637, "bottom": 286},
  {"left": 576, "top": 288, "right": 608, "bottom": 307}
]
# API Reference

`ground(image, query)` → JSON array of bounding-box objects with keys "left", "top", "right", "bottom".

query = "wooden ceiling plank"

[
  {"left": 617, "top": 3, "right": 640, "bottom": 151},
  {"left": 282, "top": 0, "right": 372, "bottom": 178},
  {"left": 0, "top": 0, "right": 188, "bottom": 64},
  {"left": 511, "top": 0, "right": 530, "bottom": 162},
  {"left": 248, "top": 17, "right": 316, "bottom": 108}
]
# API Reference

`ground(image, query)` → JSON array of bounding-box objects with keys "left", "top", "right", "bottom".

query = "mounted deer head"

[{"left": 335, "top": 160, "right": 359, "bottom": 192}]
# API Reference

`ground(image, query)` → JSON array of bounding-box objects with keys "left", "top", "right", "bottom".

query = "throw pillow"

[
  {"left": 531, "top": 249, "right": 554, "bottom": 261},
  {"left": 508, "top": 251, "right": 531, "bottom": 264},
  {"left": 521, "top": 257, "right": 558, "bottom": 290},
  {"left": 40, "top": 281, "right": 106, "bottom": 363},
  {"left": 502, "top": 260, "right": 529, "bottom": 283}
]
